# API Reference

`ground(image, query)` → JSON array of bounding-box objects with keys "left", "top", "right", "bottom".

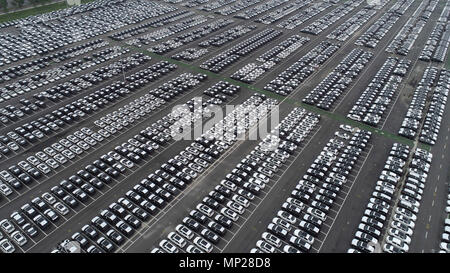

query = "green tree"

[
  {"left": 13, "top": 0, "right": 25, "bottom": 8},
  {"left": 0, "top": 0, "right": 8, "bottom": 12},
  {"left": 37, "top": 0, "right": 49, "bottom": 5}
]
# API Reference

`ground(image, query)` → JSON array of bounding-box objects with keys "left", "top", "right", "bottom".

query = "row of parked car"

[
  {"left": 419, "top": 69, "right": 450, "bottom": 145},
  {"left": 93, "top": 72, "right": 209, "bottom": 135},
  {"left": 347, "top": 57, "right": 410, "bottom": 126},
  {"left": 53, "top": 93, "right": 272, "bottom": 253},
  {"left": 214, "top": 0, "right": 262, "bottom": 16},
  {"left": 355, "top": 0, "right": 414, "bottom": 48},
  {"left": 108, "top": 7, "right": 185, "bottom": 41},
  {"left": 0, "top": 124, "right": 110, "bottom": 199},
  {"left": 0, "top": 46, "right": 130, "bottom": 104},
  {"left": 131, "top": 15, "right": 208, "bottom": 47},
  {"left": 384, "top": 147, "right": 434, "bottom": 253},
  {"left": 200, "top": 28, "right": 282, "bottom": 73},
  {"left": 0, "top": 126, "right": 109, "bottom": 253},
  {"left": 198, "top": 24, "right": 257, "bottom": 48},
  {"left": 231, "top": 35, "right": 309, "bottom": 84},
  {"left": 252, "top": 125, "right": 371, "bottom": 253},
  {"left": 198, "top": 0, "right": 237, "bottom": 12},
  {"left": 398, "top": 66, "right": 438, "bottom": 140},
  {"left": 419, "top": 4, "right": 450, "bottom": 63},
  {"left": 6, "top": 79, "right": 234, "bottom": 253},
  {"left": 386, "top": 0, "right": 439, "bottom": 56},
  {"left": 348, "top": 143, "right": 433, "bottom": 253},
  {"left": 180, "top": 0, "right": 209, "bottom": 8},
  {"left": 233, "top": 0, "right": 289, "bottom": 20},
  {"left": 54, "top": 101, "right": 224, "bottom": 252},
  {"left": 300, "top": 0, "right": 363, "bottom": 35},
  {"left": 255, "top": 0, "right": 310, "bottom": 25},
  {"left": 327, "top": 7, "right": 377, "bottom": 42},
  {"left": 0, "top": 0, "right": 107, "bottom": 30},
  {"left": 264, "top": 41, "right": 340, "bottom": 96},
  {"left": 303, "top": 48, "right": 373, "bottom": 110},
  {"left": 13, "top": 51, "right": 151, "bottom": 118},
  {"left": 172, "top": 48, "right": 209, "bottom": 62},
  {"left": 438, "top": 185, "right": 450, "bottom": 252},
  {"left": 0, "top": 62, "right": 185, "bottom": 200},
  {"left": 0, "top": 39, "right": 107, "bottom": 87},
  {"left": 277, "top": 2, "right": 331, "bottom": 30},
  {"left": 154, "top": 106, "right": 319, "bottom": 253},
  {"left": 0, "top": 58, "right": 172, "bottom": 162},
  {"left": 257, "top": 35, "right": 310, "bottom": 64},
  {"left": 0, "top": 0, "right": 171, "bottom": 68},
  {"left": 30, "top": 110, "right": 184, "bottom": 254},
  {"left": 148, "top": 19, "right": 234, "bottom": 55}
]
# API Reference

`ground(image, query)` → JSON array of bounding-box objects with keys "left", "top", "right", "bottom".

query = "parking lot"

[{"left": 0, "top": 0, "right": 449, "bottom": 254}]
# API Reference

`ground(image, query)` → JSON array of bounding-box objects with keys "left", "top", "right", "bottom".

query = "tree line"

[{"left": 1, "top": 0, "right": 55, "bottom": 12}]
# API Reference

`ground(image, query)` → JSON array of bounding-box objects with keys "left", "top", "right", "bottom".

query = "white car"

[
  {"left": 220, "top": 207, "right": 238, "bottom": 221},
  {"left": 440, "top": 242, "right": 450, "bottom": 252},
  {"left": 262, "top": 232, "right": 282, "bottom": 248},
  {"left": 383, "top": 243, "right": 405, "bottom": 253},
  {"left": 293, "top": 229, "right": 314, "bottom": 245},
  {"left": 186, "top": 244, "right": 203, "bottom": 253},
  {"left": 361, "top": 216, "right": 383, "bottom": 230},
  {"left": 399, "top": 195, "right": 420, "bottom": 208},
  {"left": 42, "top": 192, "right": 57, "bottom": 205},
  {"left": 351, "top": 239, "right": 374, "bottom": 253},
  {"left": 54, "top": 202, "right": 69, "bottom": 216},
  {"left": 386, "top": 235, "right": 409, "bottom": 252},
  {"left": 391, "top": 221, "right": 413, "bottom": 236},
  {"left": 193, "top": 236, "right": 213, "bottom": 253},
  {"left": 340, "top": 124, "right": 354, "bottom": 132},
  {"left": 232, "top": 194, "right": 250, "bottom": 208},
  {"left": 283, "top": 245, "right": 301, "bottom": 253},
  {"left": 167, "top": 232, "right": 187, "bottom": 248},
  {"left": 395, "top": 207, "right": 417, "bottom": 221},
  {"left": 355, "top": 231, "right": 378, "bottom": 245},
  {"left": 0, "top": 239, "right": 15, "bottom": 253},
  {"left": 159, "top": 239, "right": 179, "bottom": 253},
  {"left": 272, "top": 217, "right": 292, "bottom": 231},
  {"left": 277, "top": 210, "right": 296, "bottom": 224},
  {"left": 252, "top": 172, "right": 269, "bottom": 183},
  {"left": 248, "top": 178, "right": 266, "bottom": 189},
  {"left": 0, "top": 219, "right": 15, "bottom": 234},
  {"left": 175, "top": 224, "right": 194, "bottom": 240},
  {"left": 0, "top": 184, "right": 12, "bottom": 196},
  {"left": 388, "top": 228, "right": 411, "bottom": 244},
  {"left": 393, "top": 213, "right": 415, "bottom": 229},
  {"left": 11, "top": 231, "right": 27, "bottom": 246},
  {"left": 196, "top": 204, "right": 214, "bottom": 217},
  {"left": 256, "top": 240, "right": 277, "bottom": 253},
  {"left": 227, "top": 201, "right": 245, "bottom": 214}
]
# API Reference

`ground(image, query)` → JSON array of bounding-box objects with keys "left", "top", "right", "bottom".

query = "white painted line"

[
  {"left": 218, "top": 127, "right": 323, "bottom": 252},
  {"left": 317, "top": 145, "right": 373, "bottom": 252}
]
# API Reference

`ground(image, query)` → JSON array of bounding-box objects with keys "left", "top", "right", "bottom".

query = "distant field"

[{"left": 0, "top": 0, "right": 94, "bottom": 23}]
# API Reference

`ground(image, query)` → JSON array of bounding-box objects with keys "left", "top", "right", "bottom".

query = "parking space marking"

[
  {"left": 219, "top": 125, "right": 322, "bottom": 252},
  {"left": 316, "top": 145, "right": 373, "bottom": 252},
  {"left": 116, "top": 100, "right": 276, "bottom": 252},
  {"left": 0, "top": 73, "right": 219, "bottom": 207}
]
